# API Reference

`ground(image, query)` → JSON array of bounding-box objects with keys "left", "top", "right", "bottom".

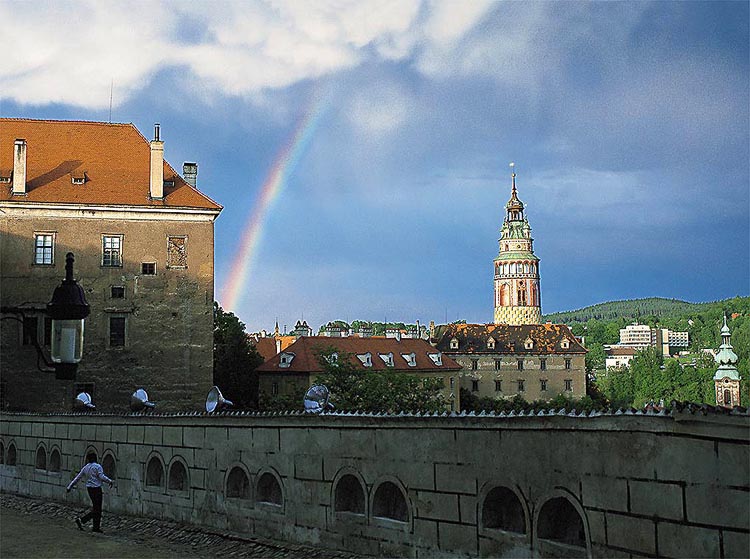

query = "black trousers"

[{"left": 80, "top": 487, "right": 103, "bottom": 530}]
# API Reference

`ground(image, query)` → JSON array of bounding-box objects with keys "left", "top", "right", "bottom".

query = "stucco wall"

[{"left": 1, "top": 411, "right": 748, "bottom": 558}]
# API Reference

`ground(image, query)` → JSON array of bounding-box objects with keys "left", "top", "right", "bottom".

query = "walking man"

[{"left": 66, "top": 452, "right": 114, "bottom": 533}]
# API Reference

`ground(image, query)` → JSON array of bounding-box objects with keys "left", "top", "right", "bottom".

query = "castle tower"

[
  {"left": 493, "top": 164, "right": 542, "bottom": 325},
  {"left": 714, "top": 315, "right": 741, "bottom": 408}
]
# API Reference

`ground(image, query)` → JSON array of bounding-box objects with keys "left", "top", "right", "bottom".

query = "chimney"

[
  {"left": 183, "top": 162, "right": 197, "bottom": 187},
  {"left": 275, "top": 339, "right": 281, "bottom": 355},
  {"left": 149, "top": 124, "right": 164, "bottom": 200},
  {"left": 12, "top": 139, "right": 27, "bottom": 195}
]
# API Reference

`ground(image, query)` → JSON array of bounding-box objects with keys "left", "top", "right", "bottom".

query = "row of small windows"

[
  {"left": 455, "top": 339, "right": 570, "bottom": 352},
  {"left": 471, "top": 358, "right": 570, "bottom": 371},
  {"left": 31, "top": 233, "right": 188, "bottom": 269},
  {"left": 471, "top": 379, "right": 573, "bottom": 393},
  {"left": 495, "top": 262, "right": 538, "bottom": 275}
]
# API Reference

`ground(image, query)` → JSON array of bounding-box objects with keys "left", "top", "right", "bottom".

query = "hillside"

[{"left": 543, "top": 297, "right": 746, "bottom": 324}]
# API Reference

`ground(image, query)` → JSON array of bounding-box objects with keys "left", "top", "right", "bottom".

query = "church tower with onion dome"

[
  {"left": 493, "top": 163, "right": 542, "bottom": 325},
  {"left": 714, "top": 315, "right": 741, "bottom": 408}
]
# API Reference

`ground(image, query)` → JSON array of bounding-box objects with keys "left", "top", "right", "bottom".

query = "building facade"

[
  {"left": 0, "top": 119, "right": 222, "bottom": 412},
  {"left": 255, "top": 336, "right": 462, "bottom": 410},
  {"left": 714, "top": 315, "right": 741, "bottom": 408},
  {"left": 493, "top": 167, "right": 542, "bottom": 325},
  {"left": 431, "top": 323, "right": 587, "bottom": 401}
]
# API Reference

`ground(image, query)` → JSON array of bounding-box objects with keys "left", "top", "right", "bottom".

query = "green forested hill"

[
  {"left": 543, "top": 296, "right": 749, "bottom": 407},
  {"left": 543, "top": 297, "right": 738, "bottom": 323}
]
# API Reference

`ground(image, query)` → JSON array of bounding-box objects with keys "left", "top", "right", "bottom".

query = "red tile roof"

[
  {"left": 0, "top": 118, "right": 221, "bottom": 210},
  {"left": 250, "top": 336, "right": 297, "bottom": 361},
  {"left": 432, "top": 323, "right": 587, "bottom": 354},
  {"left": 255, "top": 336, "right": 461, "bottom": 374}
]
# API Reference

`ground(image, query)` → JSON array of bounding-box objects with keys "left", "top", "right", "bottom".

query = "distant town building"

[
  {"left": 493, "top": 166, "right": 542, "bottom": 325},
  {"left": 255, "top": 336, "right": 462, "bottom": 409},
  {"left": 431, "top": 323, "right": 587, "bottom": 401},
  {"left": 0, "top": 119, "right": 222, "bottom": 411},
  {"left": 714, "top": 316, "right": 741, "bottom": 408},
  {"left": 604, "top": 346, "right": 638, "bottom": 369},
  {"left": 617, "top": 323, "right": 689, "bottom": 357}
]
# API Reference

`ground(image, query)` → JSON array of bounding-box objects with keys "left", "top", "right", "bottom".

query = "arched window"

[
  {"left": 482, "top": 487, "right": 526, "bottom": 533},
  {"left": 537, "top": 497, "right": 586, "bottom": 548},
  {"left": 102, "top": 453, "right": 116, "bottom": 480},
  {"left": 334, "top": 474, "right": 365, "bottom": 515},
  {"left": 226, "top": 466, "right": 251, "bottom": 499},
  {"left": 49, "top": 448, "right": 61, "bottom": 472},
  {"left": 6, "top": 443, "right": 17, "bottom": 466},
  {"left": 500, "top": 284, "right": 510, "bottom": 306},
  {"left": 724, "top": 389, "right": 732, "bottom": 406},
  {"left": 0, "top": 441, "right": 5, "bottom": 464},
  {"left": 146, "top": 456, "right": 163, "bottom": 487},
  {"left": 36, "top": 446, "right": 47, "bottom": 470},
  {"left": 168, "top": 460, "right": 189, "bottom": 491},
  {"left": 372, "top": 481, "right": 408, "bottom": 522},
  {"left": 256, "top": 472, "right": 283, "bottom": 506}
]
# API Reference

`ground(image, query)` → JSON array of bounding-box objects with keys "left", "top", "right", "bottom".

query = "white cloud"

[{"left": 0, "top": 0, "right": 494, "bottom": 108}]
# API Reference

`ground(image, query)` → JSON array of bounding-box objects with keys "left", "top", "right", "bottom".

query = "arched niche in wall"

[
  {"left": 145, "top": 453, "right": 165, "bottom": 489},
  {"left": 371, "top": 478, "right": 410, "bottom": 525},
  {"left": 534, "top": 490, "right": 591, "bottom": 559},
  {"left": 256, "top": 470, "right": 283, "bottom": 509},
  {"left": 48, "top": 447, "right": 61, "bottom": 473},
  {"left": 35, "top": 443, "right": 47, "bottom": 470},
  {"left": 0, "top": 440, "right": 4, "bottom": 464},
  {"left": 225, "top": 464, "right": 251, "bottom": 500},
  {"left": 82, "top": 446, "right": 99, "bottom": 466},
  {"left": 167, "top": 457, "right": 189, "bottom": 493},
  {"left": 102, "top": 450, "right": 117, "bottom": 480},
  {"left": 6, "top": 442, "right": 17, "bottom": 466},
  {"left": 333, "top": 471, "right": 366, "bottom": 516},
  {"left": 480, "top": 485, "right": 528, "bottom": 534}
]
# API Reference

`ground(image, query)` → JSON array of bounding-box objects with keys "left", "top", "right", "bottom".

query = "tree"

[
  {"left": 312, "top": 348, "right": 446, "bottom": 413},
  {"left": 213, "top": 303, "right": 264, "bottom": 409}
]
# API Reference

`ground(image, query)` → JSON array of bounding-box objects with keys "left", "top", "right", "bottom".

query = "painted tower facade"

[
  {"left": 493, "top": 166, "right": 542, "bottom": 325},
  {"left": 714, "top": 315, "right": 741, "bottom": 408}
]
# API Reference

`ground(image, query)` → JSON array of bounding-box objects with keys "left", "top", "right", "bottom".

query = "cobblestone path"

[{"left": 1, "top": 493, "right": 366, "bottom": 559}]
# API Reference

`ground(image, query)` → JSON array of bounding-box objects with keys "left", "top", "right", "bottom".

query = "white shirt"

[{"left": 67, "top": 462, "right": 112, "bottom": 490}]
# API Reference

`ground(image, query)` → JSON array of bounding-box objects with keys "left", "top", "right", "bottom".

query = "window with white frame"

[
  {"left": 102, "top": 235, "right": 123, "bottom": 267},
  {"left": 34, "top": 233, "right": 55, "bottom": 265}
]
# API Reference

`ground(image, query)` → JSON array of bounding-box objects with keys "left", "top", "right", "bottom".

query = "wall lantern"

[
  {"left": 46, "top": 253, "right": 90, "bottom": 379},
  {"left": 1, "top": 252, "right": 90, "bottom": 381}
]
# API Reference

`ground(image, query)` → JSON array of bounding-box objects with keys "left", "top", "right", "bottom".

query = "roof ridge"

[{"left": 0, "top": 117, "right": 133, "bottom": 127}]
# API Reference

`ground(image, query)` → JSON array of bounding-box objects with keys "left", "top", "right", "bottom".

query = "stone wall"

[
  {"left": 0, "top": 214, "right": 215, "bottom": 412},
  {"left": 1, "top": 410, "right": 748, "bottom": 558}
]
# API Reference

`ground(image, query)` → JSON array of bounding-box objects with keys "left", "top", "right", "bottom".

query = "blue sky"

[{"left": 2, "top": 1, "right": 748, "bottom": 333}]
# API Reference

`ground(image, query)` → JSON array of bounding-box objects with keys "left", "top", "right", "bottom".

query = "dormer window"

[
  {"left": 560, "top": 339, "right": 570, "bottom": 350},
  {"left": 401, "top": 353, "right": 416, "bottom": 367},
  {"left": 71, "top": 171, "right": 86, "bottom": 185},
  {"left": 0, "top": 169, "right": 11, "bottom": 183},
  {"left": 487, "top": 337, "right": 496, "bottom": 350},
  {"left": 428, "top": 353, "right": 443, "bottom": 366},
  {"left": 163, "top": 179, "right": 176, "bottom": 187},
  {"left": 379, "top": 352, "right": 394, "bottom": 367},
  {"left": 279, "top": 352, "right": 295, "bottom": 368},
  {"left": 357, "top": 352, "right": 372, "bottom": 367},
  {"left": 450, "top": 337, "right": 459, "bottom": 350},
  {"left": 524, "top": 338, "right": 533, "bottom": 350}
]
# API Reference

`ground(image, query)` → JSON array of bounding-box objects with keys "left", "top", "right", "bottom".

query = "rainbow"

[{"left": 220, "top": 92, "right": 330, "bottom": 312}]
